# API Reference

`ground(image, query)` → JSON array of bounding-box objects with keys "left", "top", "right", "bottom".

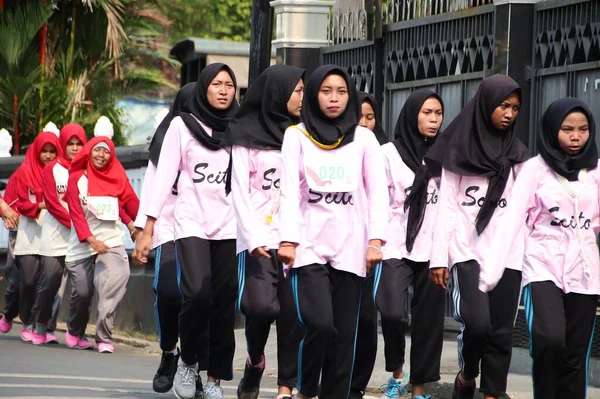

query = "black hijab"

[
  {"left": 538, "top": 98, "right": 598, "bottom": 180},
  {"left": 393, "top": 89, "right": 444, "bottom": 252},
  {"left": 300, "top": 65, "right": 360, "bottom": 148},
  {"left": 222, "top": 64, "right": 305, "bottom": 195},
  {"left": 222, "top": 64, "right": 305, "bottom": 150},
  {"left": 148, "top": 82, "right": 196, "bottom": 166},
  {"left": 179, "top": 63, "right": 239, "bottom": 150},
  {"left": 358, "top": 92, "right": 388, "bottom": 145},
  {"left": 424, "top": 74, "right": 530, "bottom": 235}
]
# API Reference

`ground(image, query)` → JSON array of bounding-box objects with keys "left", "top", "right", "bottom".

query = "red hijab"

[
  {"left": 58, "top": 123, "right": 87, "bottom": 168},
  {"left": 70, "top": 136, "right": 129, "bottom": 199},
  {"left": 15, "top": 132, "right": 59, "bottom": 200}
]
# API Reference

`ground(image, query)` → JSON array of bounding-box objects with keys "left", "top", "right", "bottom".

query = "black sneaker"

[
  {"left": 152, "top": 349, "right": 180, "bottom": 393},
  {"left": 451, "top": 372, "right": 476, "bottom": 399},
  {"left": 349, "top": 389, "right": 364, "bottom": 399},
  {"left": 236, "top": 356, "right": 265, "bottom": 399}
]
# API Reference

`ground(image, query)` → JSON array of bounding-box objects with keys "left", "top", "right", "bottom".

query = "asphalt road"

[{"left": 0, "top": 328, "right": 281, "bottom": 399}]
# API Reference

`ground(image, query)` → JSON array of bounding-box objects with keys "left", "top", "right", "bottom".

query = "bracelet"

[
  {"left": 368, "top": 245, "right": 382, "bottom": 252},
  {"left": 280, "top": 242, "right": 295, "bottom": 248}
]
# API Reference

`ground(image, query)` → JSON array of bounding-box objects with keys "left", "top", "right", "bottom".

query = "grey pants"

[{"left": 65, "top": 246, "right": 130, "bottom": 343}]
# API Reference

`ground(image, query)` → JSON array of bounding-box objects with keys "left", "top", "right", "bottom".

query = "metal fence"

[{"left": 528, "top": 0, "right": 600, "bottom": 150}]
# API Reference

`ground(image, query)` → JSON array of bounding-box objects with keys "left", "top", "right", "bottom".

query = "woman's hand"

[
  {"left": 133, "top": 219, "right": 155, "bottom": 265},
  {"left": 130, "top": 228, "right": 142, "bottom": 243},
  {"left": 0, "top": 202, "right": 19, "bottom": 229},
  {"left": 87, "top": 236, "right": 109, "bottom": 254},
  {"left": 366, "top": 239, "right": 383, "bottom": 272},
  {"left": 429, "top": 267, "right": 449, "bottom": 289},
  {"left": 277, "top": 242, "right": 296, "bottom": 267},
  {"left": 133, "top": 231, "right": 152, "bottom": 264},
  {"left": 251, "top": 246, "right": 272, "bottom": 258}
]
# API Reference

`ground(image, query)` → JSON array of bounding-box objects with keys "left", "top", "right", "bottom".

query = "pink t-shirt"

[
  {"left": 279, "top": 124, "right": 388, "bottom": 277},
  {"left": 430, "top": 165, "right": 525, "bottom": 272},
  {"left": 134, "top": 161, "right": 176, "bottom": 249},
  {"left": 231, "top": 146, "right": 282, "bottom": 254},
  {"left": 479, "top": 155, "right": 600, "bottom": 295},
  {"left": 381, "top": 143, "right": 439, "bottom": 262},
  {"left": 145, "top": 116, "right": 235, "bottom": 241}
]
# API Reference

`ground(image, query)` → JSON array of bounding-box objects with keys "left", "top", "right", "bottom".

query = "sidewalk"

[{"left": 49, "top": 322, "right": 600, "bottom": 398}]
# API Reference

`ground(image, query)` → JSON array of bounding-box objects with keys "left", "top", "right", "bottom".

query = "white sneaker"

[
  {"left": 173, "top": 358, "right": 198, "bottom": 399},
  {"left": 203, "top": 380, "right": 224, "bottom": 399}
]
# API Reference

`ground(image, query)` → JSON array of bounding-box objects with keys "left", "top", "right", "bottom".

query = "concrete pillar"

[{"left": 271, "top": 0, "right": 334, "bottom": 75}]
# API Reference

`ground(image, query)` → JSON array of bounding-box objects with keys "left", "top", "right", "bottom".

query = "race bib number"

[
  {"left": 304, "top": 150, "right": 359, "bottom": 193},
  {"left": 87, "top": 196, "right": 119, "bottom": 221}
]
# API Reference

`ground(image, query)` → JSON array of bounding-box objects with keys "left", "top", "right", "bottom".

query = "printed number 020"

[{"left": 318, "top": 166, "right": 345, "bottom": 180}]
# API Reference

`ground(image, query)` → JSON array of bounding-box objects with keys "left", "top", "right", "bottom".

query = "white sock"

[{"left": 167, "top": 347, "right": 179, "bottom": 355}]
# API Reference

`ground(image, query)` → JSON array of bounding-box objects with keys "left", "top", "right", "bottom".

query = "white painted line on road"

[
  {"left": 4, "top": 397, "right": 237, "bottom": 399},
  {"left": 0, "top": 375, "right": 281, "bottom": 394},
  {"left": 0, "top": 384, "right": 139, "bottom": 393},
  {"left": 1, "top": 395, "right": 238, "bottom": 399},
  {"left": 0, "top": 373, "right": 149, "bottom": 384}
]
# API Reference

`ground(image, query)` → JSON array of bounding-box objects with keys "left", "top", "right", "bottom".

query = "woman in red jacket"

[
  {"left": 11, "top": 132, "right": 60, "bottom": 341},
  {"left": 64, "top": 136, "right": 139, "bottom": 353},
  {"left": 32, "top": 124, "right": 87, "bottom": 345}
]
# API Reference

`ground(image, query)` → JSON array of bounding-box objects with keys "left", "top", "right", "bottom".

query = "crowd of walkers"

[{"left": 1, "top": 62, "right": 598, "bottom": 399}]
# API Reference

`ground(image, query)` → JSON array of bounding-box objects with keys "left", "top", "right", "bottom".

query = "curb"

[{"left": 12, "top": 319, "right": 154, "bottom": 350}]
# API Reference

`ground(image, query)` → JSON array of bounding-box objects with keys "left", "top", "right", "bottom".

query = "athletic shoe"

[
  {"left": 65, "top": 330, "right": 80, "bottom": 348},
  {"left": 173, "top": 358, "right": 198, "bottom": 399},
  {"left": 0, "top": 317, "right": 12, "bottom": 333},
  {"left": 152, "top": 349, "right": 180, "bottom": 393},
  {"left": 349, "top": 390, "right": 364, "bottom": 399},
  {"left": 77, "top": 336, "right": 94, "bottom": 350},
  {"left": 204, "top": 380, "right": 224, "bottom": 399},
  {"left": 98, "top": 343, "right": 115, "bottom": 353},
  {"left": 20, "top": 326, "right": 33, "bottom": 342},
  {"left": 414, "top": 396, "right": 431, "bottom": 399},
  {"left": 32, "top": 331, "right": 46, "bottom": 345},
  {"left": 45, "top": 331, "right": 59, "bottom": 344},
  {"left": 32, "top": 324, "right": 48, "bottom": 345},
  {"left": 451, "top": 372, "right": 476, "bottom": 399},
  {"left": 275, "top": 395, "right": 293, "bottom": 399},
  {"left": 379, "top": 374, "right": 409, "bottom": 398},
  {"left": 237, "top": 355, "right": 265, "bottom": 399},
  {"left": 195, "top": 374, "right": 204, "bottom": 398}
]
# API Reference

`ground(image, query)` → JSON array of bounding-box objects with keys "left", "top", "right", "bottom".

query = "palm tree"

[{"left": 0, "top": 0, "right": 177, "bottom": 153}]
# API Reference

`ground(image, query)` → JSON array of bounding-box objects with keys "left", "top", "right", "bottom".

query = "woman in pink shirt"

[
  {"left": 134, "top": 63, "right": 239, "bottom": 399},
  {"left": 134, "top": 82, "right": 209, "bottom": 395},
  {"left": 480, "top": 98, "right": 599, "bottom": 399},
  {"left": 277, "top": 65, "right": 388, "bottom": 399},
  {"left": 33, "top": 123, "right": 86, "bottom": 345},
  {"left": 375, "top": 89, "right": 445, "bottom": 399},
  {"left": 222, "top": 64, "right": 305, "bottom": 399},
  {"left": 425, "top": 75, "right": 529, "bottom": 399},
  {"left": 350, "top": 91, "right": 388, "bottom": 399}
]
